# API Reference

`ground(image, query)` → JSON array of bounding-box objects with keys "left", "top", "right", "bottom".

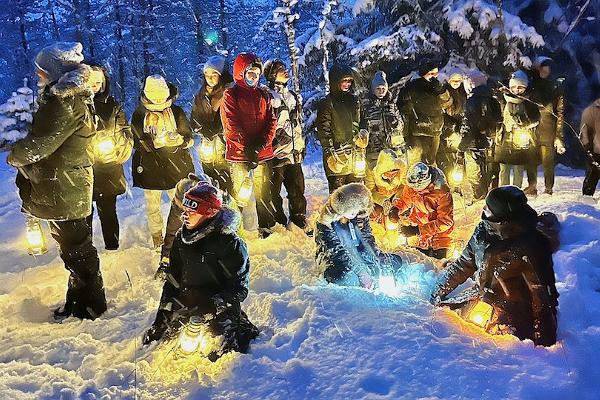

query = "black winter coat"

[
  {"left": 458, "top": 85, "right": 503, "bottom": 152},
  {"left": 439, "top": 85, "right": 467, "bottom": 154},
  {"left": 398, "top": 77, "right": 451, "bottom": 139},
  {"left": 8, "top": 65, "right": 96, "bottom": 220},
  {"left": 530, "top": 76, "right": 564, "bottom": 147},
  {"left": 360, "top": 93, "right": 404, "bottom": 157},
  {"left": 91, "top": 66, "right": 132, "bottom": 197},
  {"left": 159, "top": 207, "right": 249, "bottom": 315},
  {"left": 432, "top": 209, "right": 559, "bottom": 346},
  {"left": 131, "top": 83, "right": 195, "bottom": 190},
  {"left": 190, "top": 73, "right": 233, "bottom": 140}
]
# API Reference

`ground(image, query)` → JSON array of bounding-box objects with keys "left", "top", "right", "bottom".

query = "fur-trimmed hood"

[
  {"left": 372, "top": 149, "right": 407, "bottom": 192},
  {"left": 47, "top": 64, "right": 94, "bottom": 99},
  {"left": 318, "top": 183, "right": 373, "bottom": 227},
  {"left": 181, "top": 206, "right": 241, "bottom": 244}
]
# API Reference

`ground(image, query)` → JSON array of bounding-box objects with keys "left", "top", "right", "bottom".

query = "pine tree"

[{"left": 0, "top": 79, "right": 34, "bottom": 150}]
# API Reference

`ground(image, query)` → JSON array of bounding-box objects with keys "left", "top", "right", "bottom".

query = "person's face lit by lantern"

[
  {"left": 538, "top": 65, "right": 551, "bottom": 79},
  {"left": 182, "top": 207, "right": 217, "bottom": 229},
  {"left": 510, "top": 84, "right": 526, "bottom": 96},
  {"left": 89, "top": 69, "right": 105, "bottom": 94},
  {"left": 204, "top": 70, "right": 220, "bottom": 88},
  {"left": 275, "top": 68, "right": 290, "bottom": 84},
  {"left": 448, "top": 75, "right": 464, "bottom": 89},
  {"left": 423, "top": 68, "right": 439, "bottom": 81},
  {"left": 340, "top": 77, "right": 353, "bottom": 92},
  {"left": 244, "top": 66, "right": 261, "bottom": 87},
  {"left": 374, "top": 85, "right": 387, "bottom": 99},
  {"left": 36, "top": 68, "right": 50, "bottom": 88}
]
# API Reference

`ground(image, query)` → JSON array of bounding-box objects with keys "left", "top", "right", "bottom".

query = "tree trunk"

[
  {"left": 281, "top": 0, "right": 303, "bottom": 123},
  {"left": 114, "top": 0, "right": 126, "bottom": 101},
  {"left": 82, "top": 0, "right": 95, "bottom": 58},
  {"left": 220, "top": 0, "right": 228, "bottom": 50},
  {"left": 48, "top": 0, "right": 60, "bottom": 39},
  {"left": 16, "top": 0, "right": 30, "bottom": 74},
  {"left": 190, "top": 0, "right": 205, "bottom": 66},
  {"left": 72, "top": 0, "right": 84, "bottom": 46},
  {"left": 142, "top": 0, "right": 151, "bottom": 77}
]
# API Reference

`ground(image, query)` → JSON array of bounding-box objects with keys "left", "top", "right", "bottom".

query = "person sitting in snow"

[
  {"left": 388, "top": 162, "right": 454, "bottom": 260},
  {"left": 144, "top": 183, "right": 259, "bottom": 360},
  {"left": 315, "top": 183, "right": 406, "bottom": 289},
  {"left": 430, "top": 186, "right": 559, "bottom": 347}
]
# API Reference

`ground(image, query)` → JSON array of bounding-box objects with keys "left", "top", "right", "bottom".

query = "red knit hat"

[{"left": 182, "top": 184, "right": 222, "bottom": 215}]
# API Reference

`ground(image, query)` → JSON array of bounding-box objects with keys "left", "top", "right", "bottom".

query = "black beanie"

[
  {"left": 485, "top": 186, "right": 528, "bottom": 221},
  {"left": 418, "top": 59, "right": 438, "bottom": 77},
  {"left": 263, "top": 59, "right": 286, "bottom": 83}
]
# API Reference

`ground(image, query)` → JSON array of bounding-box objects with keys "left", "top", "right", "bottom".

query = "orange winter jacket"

[{"left": 393, "top": 177, "right": 454, "bottom": 250}]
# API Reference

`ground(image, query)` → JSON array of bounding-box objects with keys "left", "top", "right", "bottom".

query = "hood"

[
  {"left": 181, "top": 206, "right": 241, "bottom": 244},
  {"left": 87, "top": 62, "right": 111, "bottom": 102},
  {"left": 329, "top": 64, "right": 355, "bottom": 94},
  {"left": 48, "top": 64, "right": 94, "bottom": 99},
  {"left": 318, "top": 183, "right": 373, "bottom": 227},
  {"left": 373, "top": 149, "right": 407, "bottom": 190},
  {"left": 233, "top": 53, "right": 262, "bottom": 89}
]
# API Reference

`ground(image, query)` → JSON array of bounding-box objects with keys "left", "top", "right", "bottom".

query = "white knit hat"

[
  {"left": 144, "top": 75, "right": 170, "bottom": 104},
  {"left": 203, "top": 56, "right": 226, "bottom": 75}
]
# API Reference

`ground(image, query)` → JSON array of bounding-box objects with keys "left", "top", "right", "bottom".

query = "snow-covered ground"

[{"left": 1, "top": 150, "right": 599, "bottom": 399}]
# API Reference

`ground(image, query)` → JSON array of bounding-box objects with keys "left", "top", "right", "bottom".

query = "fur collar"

[
  {"left": 49, "top": 64, "right": 94, "bottom": 99},
  {"left": 181, "top": 206, "right": 241, "bottom": 244}
]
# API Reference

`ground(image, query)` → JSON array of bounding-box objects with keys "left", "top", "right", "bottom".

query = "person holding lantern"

[
  {"left": 388, "top": 162, "right": 454, "bottom": 260},
  {"left": 221, "top": 52, "right": 278, "bottom": 238},
  {"left": 7, "top": 42, "right": 107, "bottom": 320},
  {"left": 430, "top": 186, "right": 559, "bottom": 347},
  {"left": 494, "top": 70, "right": 541, "bottom": 188},
  {"left": 191, "top": 55, "right": 234, "bottom": 195},
  {"left": 262, "top": 59, "right": 308, "bottom": 230},
  {"left": 131, "top": 74, "right": 195, "bottom": 249},
  {"left": 316, "top": 64, "right": 364, "bottom": 193},
  {"left": 143, "top": 183, "right": 259, "bottom": 360},
  {"left": 86, "top": 64, "right": 133, "bottom": 250}
]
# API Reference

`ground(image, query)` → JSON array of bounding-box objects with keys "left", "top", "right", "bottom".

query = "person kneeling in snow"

[
  {"left": 430, "top": 186, "right": 559, "bottom": 346},
  {"left": 315, "top": 183, "right": 406, "bottom": 289},
  {"left": 388, "top": 162, "right": 454, "bottom": 259},
  {"left": 144, "top": 183, "right": 259, "bottom": 360}
]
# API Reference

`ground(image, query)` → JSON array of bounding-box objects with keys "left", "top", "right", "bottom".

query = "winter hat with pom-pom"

[
  {"left": 183, "top": 183, "right": 223, "bottom": 215},
  {"left": 263, "top": 59, "right": 287, "bottom": 83},
  {"left": 203, "top": 55, "right": 226, "bottom": 75},
  {"left": 35, "top": 42, "right": 85, "bottom": 82},
  {"left": 509, "top": 70, "right": 529, "bottom": 88},
  {"left": 371, "top": 71, "right": 388, "bottom": 93},
  {"left": 406, "top": 162, "right": 433, "bottom": 191},
  {"left": 144, "top": 75, "right": 170, "bottom": 104},
  {"left": 319, "top": 183, "right": 373, "bottom": 226}
]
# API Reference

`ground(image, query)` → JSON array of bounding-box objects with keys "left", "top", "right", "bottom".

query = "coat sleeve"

[
  {"left": 161, "top": 201, "right": 183, "bottom": 259},
  {"left": 190, "top": 94, "right": 203, "bottom": 134},
  {"left": 316, "top": 98, "right": 334, "bottom": 152},
  {"left": 580, "top": 108, "right": 591, "bottom": 148},
  {"left": 215, "top": 236, "right": 250, "bottom": 303},
  {"left": 353, "top": 97, "right": 361, "bottom": 136},
  {"left": 221, "top": 88, "right": 248, "bottom": 150},
  {"left": 419, "top": 190, "right": 454, "bottom": 237},
  {"left": 114, "top": 105, "right": 133, "bottom": 164},
  {"left": 174, "top": 106, "right": 193, "bottom": 147},
  {"left": 261, "top": 91, "right": 278, "bottom": 148},
  {"left": 391, "top": 186, "right": 412, "bottom": 215},
  {"left": 8, "top": 96, "right": 77, "bottom": 167},
  {"left": 131, "top": 108, "right": 154, "bottom": 152},
  {"left": 555, "top": 94, "right": 565, "bottom": 143},
  {"left": 431, "top": 229, "right": 479, "bottom": 300},
  {"left": 315, "top": 222, "right": 354, "bottom": 283},
  {"left": 158, "top": 235, "right": 183, "bottom": 310}
]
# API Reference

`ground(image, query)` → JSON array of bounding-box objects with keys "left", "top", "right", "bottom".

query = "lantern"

[
  {"left": 450, "top": 166, "right": 464, "bottom": 185},
  {"left": 390, "top": 131, "right": 404, "bottom": 148},
  {"left": 353, "top": 149, "right": 367, "bottom": 178},
  {"left": 96, "top": 138, "right": 115, "bottom": 159},
  {"left": 513, "top": 128, "right": 531, "bottom": 149},
  {"left": 26, "top": 218, "right": 48, "bottom": 255},
  {"left": 465, "top": 300, "right": 494, "bottom": 328},
  {"left": 236, "top": 173, "right": 254, "bottom": 207},
  {"left": 199, "top": 139, "right": 216, "bottom": 163},
  {"left": 178, "top": 316, "right": 210, "bottom": 356},
  {"left": 378, "top": 274, "right": 397, "bottom": 296}
]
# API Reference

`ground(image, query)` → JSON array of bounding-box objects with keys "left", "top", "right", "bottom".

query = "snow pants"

[
  {"left": 407, "top": 135, "right": 441, "bottom": 165},
  {"left": 230, "top": 162, "right": 277, "bottom": 231},
  {"left": 499, "top": 164, "right": 525, "bottom": 188},
  {"left": 143, "top": 189, "right": 176, "bottom": 236},
  {"left": 49, "top": 218, "right": 107, "bottom": 320},
  {"left": 86, "top": 194, "right": 119, "bottom": 250},
  {"left": 583, "top": 152, "right": 600, "bottom": 196},
  {"left": 526, "top": 145, "right": 556, "bottom": 193},
  {"left": 271, "top": 163, "right": 307, "bottom": 229}
]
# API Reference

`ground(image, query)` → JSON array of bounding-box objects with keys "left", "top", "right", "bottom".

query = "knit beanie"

[
  {"left": 34, "top": 42, "right": 85, "bottom": 82},
  {"left": 406, "top": 162, "right": 433, "bottom": 191},
  {"left": 533, "top": 56, "right": 552, "bottom": 69},
  {"left": 485, "top": 186, "right": 528, "bottom": 222},
  {"left": 183, "top": 183, "right": 223, "bottom": 215},
  {"left": 371, "top": 71, "right": 388, "bottom": 93},
  {"left": 203, "top": 55, "right": 226, "bottom": 75},
  {"left": 144, "top": 75, "right": 170, "bottom": 104},
  {"left": 418, "top": 60, "right": 438, "bottom": 77},
  {"left": 447, "top": 67, "right": 464, "bottom": 82},
  {"left": 509, "top": 70, "right": 529, "bottom": 88},
  {"left": 263, "top": 59, "right": 286, "bottom": 83}
]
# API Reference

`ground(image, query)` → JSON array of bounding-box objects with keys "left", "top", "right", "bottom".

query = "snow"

[{"left": 1, "top": 147, "right": 600, "bottom": 398}]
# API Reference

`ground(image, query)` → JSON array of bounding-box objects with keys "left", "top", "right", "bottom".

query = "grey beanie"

[
  {"left": 509, "top": 70, "right": 529, "bottom": 88},
  {"left": 34, "top": 42, "right": 84, "bottom": 82},
  {"left": 203, "top": 56, "right": 226, "bottom": 75},
  {"left": 371, "top": 71, "right": 388, "bottom": 93}
]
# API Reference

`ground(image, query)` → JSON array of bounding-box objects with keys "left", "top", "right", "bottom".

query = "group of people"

[{"left": 9, "top": 40, "right": 599, "bottom": 358}]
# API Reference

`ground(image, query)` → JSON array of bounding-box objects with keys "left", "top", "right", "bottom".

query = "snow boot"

[{"left": 524, "top": 185, "right": 538, "bottom": 196}]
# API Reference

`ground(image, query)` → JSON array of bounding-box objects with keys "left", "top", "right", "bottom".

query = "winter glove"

[
  {"left": 154, "top": 257, "right": 170, "bottom": 281},
  {"left": 455, "top": 152, "right": 465, "bottom": 166},
  {"left": 244, "top": 145, "right": 259, "bottom": 169},
  {"left": 554, "top": 138, "right": 566, "bottom": 155}
]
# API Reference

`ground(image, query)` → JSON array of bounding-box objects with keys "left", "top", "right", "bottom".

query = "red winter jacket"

[
  {"left": 392, "top": 173, "right": 454, "bottom": 250},
  {"left": 221, "top": 53, "right": 277, "bottom": 162}
]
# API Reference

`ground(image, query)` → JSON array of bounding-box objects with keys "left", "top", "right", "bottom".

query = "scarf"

[{"left": 141, "top": 95, "right": 181, "bottom": 148}]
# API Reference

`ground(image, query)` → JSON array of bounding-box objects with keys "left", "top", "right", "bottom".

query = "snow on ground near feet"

[{"left": 0, "top": 156, "right": 599, "bottom": 399}]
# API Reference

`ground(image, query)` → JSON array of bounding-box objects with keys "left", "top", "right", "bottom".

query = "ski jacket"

[
  {"left": 392, "top": 168, "right": 454, "bottom": 250},
  {"left": 581, "top": 99, "right": 600, "bottom": 154},
  {"left": 90, "top": 65, "right": 132, "bottom": 197},
  {"left": 360, "top": 93, "right": 404, "bottom": 158},
  {"left": 397, "top": 77, "right": 451, "bottom": 138},
  {"left": 131, "top": 82, "right": 195, "bottom": 190},
  {"left": 221, "top": 53, "right": 277, "bottom": 163},
  {"left": 431, "top": 209, "right": 559, "bottom": 346},
  {"left": 266, "top": 84, "right": 305, "bottom": 167},
  {"left": 9, "top": 64, "right": 96, "bottom": 220},
  {"left": 364, "top": 149, "right": 406, "bottom": 207}
]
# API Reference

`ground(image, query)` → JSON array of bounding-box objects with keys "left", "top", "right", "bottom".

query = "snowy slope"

[{"left": 0, "top": 151, "right": 599, "bottom": 399}]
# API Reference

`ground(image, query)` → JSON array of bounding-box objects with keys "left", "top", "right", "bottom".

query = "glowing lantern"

[
  {"left": 26, "top": 218, "right": 48, "bottom": 255},
  {"left": 236, "top": 173, "right": 254, "bottom": 207},
  {"left": 385, "top": 217, "right": 398, "bottom": 231},
  {"left": 465, "top": 301, "right": 494, "bottom": 328},
  {"left": 96, "top": 138, "right": 115, "bottom": 159},
  {"left": 199, "top": 139, "right": 216, "bottom": 163},
  {"left": 378, "top": 274, "right": 397, "bottom": 296},
  {"left": 450, "top": 166, "right": 464, "bottom": 185},
  {"left": 353, "top": 150, "right": 367, "bottom": 178},
  {"left": 513, "top": 128, "right": 531, "bottom": 149},
  {"left": 390, "top": 131, "right": 404, "bottom": 148},
  {"left": 178, "top": 316, "right": 210, "bottom": 356}
]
